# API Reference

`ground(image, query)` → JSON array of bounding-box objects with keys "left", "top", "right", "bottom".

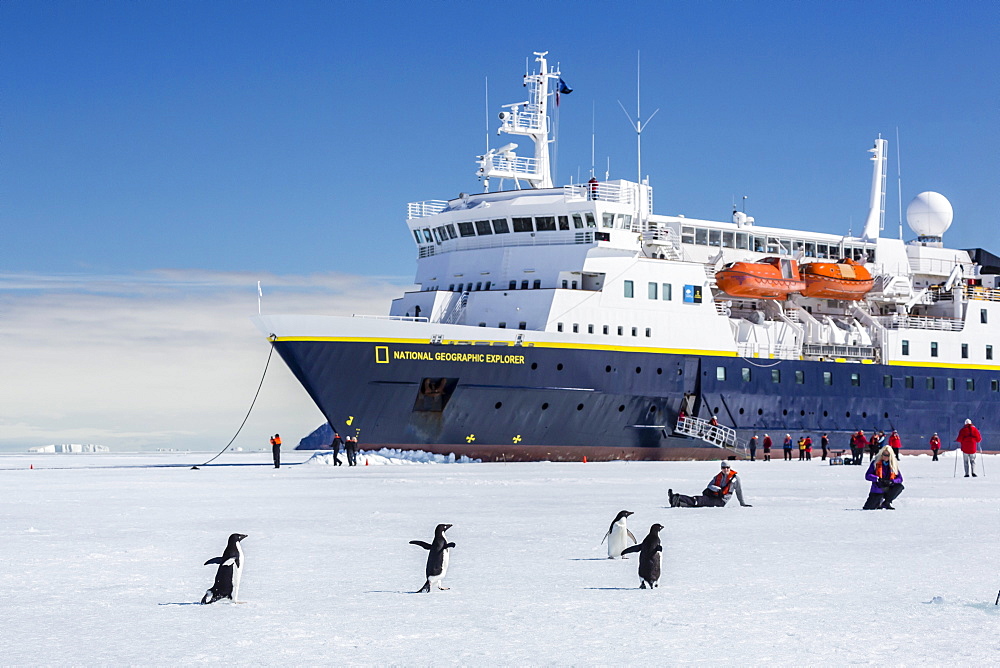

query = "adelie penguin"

[
  {"left": 601, "top": 510, "right": 637, "bottom": 559},
  {"left": 409, "top": 524, "right": 455, "bottom": 593},
  {"left": 621, "top": 524, "right": 663, "bottom": 589},
  {"left": 201, "top": 533, "right": 247, "bottom": 604}
]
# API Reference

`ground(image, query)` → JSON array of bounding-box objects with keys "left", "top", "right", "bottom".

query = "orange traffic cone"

[
  {"left": 30, "top": 464, "right": 34, "bottom": 469},
  {"left": 582, "top": 456, "right": 588, "bottom": 463},
  {"left": 365, "top": 458, "right": 369, "bottom": 466}
]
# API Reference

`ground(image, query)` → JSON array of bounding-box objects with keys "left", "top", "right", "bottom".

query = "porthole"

[
  {"left": 648, "top": 406, "right": 657, "bottom": 413},
  {"left": 846, "top": 411, "right": 851, "bottom": 418},
  {"left": 714, "top": 407, "right": 720, "bottom": 414},
  {"left": 618, "top": 405, "right": 625, "bottom": 412},
  {"left": 495, "top": 402, "right": 502, "bottom": 409},
  {"left": 556, "top": 363, "right": 564, "bottom": 371},
  {"left": 656, "top": 368, "right": 662, "bottom": 375},
  {"left": 605, "top": 365, "right": 612, "bottom": 373},
  {"left": 531, "top": 362, "right": 538, "bottom": 370},
  {"left": 677, "top": 369, "right": 683, "bottom": 376},
  {"left": 635, "top": 367, "right": 642, "bottom": 374},
  {"left": 739, "top": 408, "right": 745, "bottom": 415},
  {"left": 800, "top": 410, "right": 805, "bottom": 416},
  {"left": 823, "top": 410, "right": 828, "bottom": 417},
  {"left": 541, "top": 403, "right": 549, "bottom": 410},
  {"left": 883, "top": 412, "right": 889, "bottom": 418},
  {"left": 782, "top": 409, "right": 788, "bottom": 416},
  {"left": 576, "top": 404, "right": 584, "bottom": 411},
  {"left": 757, "top": 408, "right": 763, "bottom": 415},
  {"left": 862, "top": 411, "right": 867, "bottom": 418}
]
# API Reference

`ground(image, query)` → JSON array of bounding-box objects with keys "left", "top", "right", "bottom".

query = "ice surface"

[{"left": 1, "top": 450, "right": 998, "bottom": 664}]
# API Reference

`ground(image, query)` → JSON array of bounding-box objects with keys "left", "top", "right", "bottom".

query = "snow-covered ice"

[{"left": 1, "top": 450, "right": 998, "bottom": 664}]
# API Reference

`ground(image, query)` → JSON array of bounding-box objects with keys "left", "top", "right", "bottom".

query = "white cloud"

[{"left": 0, "top": 270, "right": 412, "bottom": 452}]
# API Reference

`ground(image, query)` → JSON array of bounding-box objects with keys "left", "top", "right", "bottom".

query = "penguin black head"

[
  {"left": 434, "top": 524, "right": 452, "bottom": 535},
  {"left": 228, "top": 533, "right": 248, "bottom": 544},
  {"left": 649, "top": 524, "right": 664, "bottom": 534},
  {"left": 614, "top": 510, "right": 634, "bottom": 521}
]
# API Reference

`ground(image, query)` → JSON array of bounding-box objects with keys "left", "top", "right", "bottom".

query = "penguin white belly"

[
  {"left": 429, "top": 549, "right": 450, "bottom": 584},
  {"left": 608, "top": 522, "right": 630, "bottom": 559},
  {"left": 231, "top": 542, "right": 244, "bottom": 602}
]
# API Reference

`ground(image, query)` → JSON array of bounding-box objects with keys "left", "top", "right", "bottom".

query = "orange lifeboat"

[
  {"left": 715, "top": 257, "right": 806, "bottom": 300},
  {"left": 800, "top": 258, "right": 874, "bottom": 300}
]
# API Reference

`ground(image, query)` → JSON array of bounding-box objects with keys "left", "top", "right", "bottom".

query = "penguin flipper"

[
  {"left": 409, "top": 540, "right": 432, "bottom": 550},
  {"left": 627, "top": 529, "right": 637, "bottom": 544},
  {"left": 204, "top": 557, "right": 224, "bottom": 566},
  {"left": 445, "top": 542, "right": 456, "bottom": 549},
  {"left": 600, "top": 530, "right": 610, "bottom": 545},
  {"left": 621, "top": 545, "right": 642, "bottom": 556}
]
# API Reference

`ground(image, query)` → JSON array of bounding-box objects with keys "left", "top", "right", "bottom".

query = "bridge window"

[
  {"left": 602, "top": 213, "right": 615, "bottom": 228},
  {"left": 648, "top": 282, "right": 657, "bottom": 299},
  {"left": 967, "top": 379, "right": 975, "bottom": 391},
  {"left": 681, "top": 226, "right": 695, "bottom": 244},
  {"left": 931, "top": 342, "right": 939, "bottom": 357},
  {"left": 735, "top": 232, "right": 749, "bottom": 250},
  {"left": 771, "top": 369, "right": 781, "bottom": 383},
  {"left": 492, "top": 219, "right": 509, "bottom": 234},
  {"left": 619, "top": 214, "right": 632, "bottom": 229},
  {"left": 741, "top": 368, "right": 751, "bottom": 382},
  {"left": 498, "top": 322, "right": 506, "bottom": 328},
  {"left": 445, "top": 224, "right": 457, "bottom": 239},
  {"left": 518, "top": 322, "right": 526, "bottom": 330},
  {"left": 521, "top": 280, "right": 528, "bottom": 289},
  {"left": 456, "top": 283, "right": 464, "bottom": 292},
  {"left": 804, "top": 242, "right": 816, "bottom": 257},
  {"left": 695, "top": 228, "right": 708, "bottom": 245},
  {"left": 572, "top": 214, "right": 584, "bottom": 229},
  {"left": 902, "top": 340, "right": 909, "bottom": 356},
  {"left": 753, "top": 235, "right": 766, "bottom": 253},
  {"left": 484, "top": 281, "right": 491, "bottom": 290},
  {"left": 988, "top": 345, "right": 994, "bottom": 360},
  {"left": 508, "top": 280, "right": 516, "bottom": 290},
  {"left": 474, "top": 220, "right": 492, "bottom": 235},
  {"left": 475, "top": 282, "right": 482, "bottom": 291},
  {"left": 722, "top": 231, "right": 735, "bottom": 248},
  {"left": 926, "top": 377, "right": 935, "bottom": 390},
  {"left": 717, "top": 366, "right": 726, "bottom": 381},
  {"left": 709, "top": 230, "right": 722, "bottom": 247},
  {"left": 624, "top": 280, "right": 634, "bottom": 298},
  {"left": 962, "top": 343, "right": 969, "bottom": 359},
  {"left": 535, "top": 216, "right": 556, "bottom": 231},
  {"left": 458, "top": 222, "right": 476, "bottom": 237},
  {"left": 512, "top": 217, "right": 533, "bottom": 232},
  {"left": 432, "top": 227, "right": 445, "bottom": 243},
  {"left": 883, "top": 375, "right": 893, "bottom": 388},
  {"left": 795, "top": 370, "right": 804, "bottom": 384},
  {"left": 585, "top": 213, "right": 597, "bottom": 228},
  {"left": 825, "top": 372, "right": 834, "bottom": 386},
  {"left": 562, "top": 280, "right": 568, "bottom": 289},
  {"left": 558, "top": 216, "right": 569, "bottom": 230},
  {"left": 413, "top": 230, "right": 423, "bottom": 244},
  {"left": 532, "top": 279, "right": 541, "bottom": 289}
]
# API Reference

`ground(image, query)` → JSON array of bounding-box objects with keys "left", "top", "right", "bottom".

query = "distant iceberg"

[{"left": 28, "top": 444, "right": 110, "bottom": 453}]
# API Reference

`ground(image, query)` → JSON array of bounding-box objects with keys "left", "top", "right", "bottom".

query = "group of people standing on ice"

[
  {"left": 747, "top": 432, "right": 834, "bottom": 462},
  {"left": 329, "top": 431, "right": 360, "bottom": 466}
]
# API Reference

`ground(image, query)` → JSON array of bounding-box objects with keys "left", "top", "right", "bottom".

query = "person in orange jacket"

[
  {"left": 955, "top": 419, "right": 983, "bottom": 477},
  {"left": 271, "top": 433, "right": 282, "bottom": 469},
  {"left": 929, "top": 433, "right": 941, "bottom": 462},
  {"left": 804, "top": 435, "right": 813, "bottom": 461}
]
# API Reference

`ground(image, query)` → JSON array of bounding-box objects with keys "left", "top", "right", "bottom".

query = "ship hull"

[{"left": 266, "top": 320, "right": 998, "bottom": 460}]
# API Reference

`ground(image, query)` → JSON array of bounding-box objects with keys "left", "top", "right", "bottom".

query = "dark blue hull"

[{"left": 273, "top": 339, "right": 998, "bottom": 460}]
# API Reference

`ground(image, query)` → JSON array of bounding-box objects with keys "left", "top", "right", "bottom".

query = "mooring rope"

[{"left": 192, "top": 343, "right": 274, "bottom": 469}]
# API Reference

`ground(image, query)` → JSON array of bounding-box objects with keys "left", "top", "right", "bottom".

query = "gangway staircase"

[{"left": 674, "top": 416, "right": 747, "bottom": 459}]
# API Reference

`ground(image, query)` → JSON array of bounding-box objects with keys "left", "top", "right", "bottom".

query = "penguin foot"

[
  {"left": 437, "top": 585, "right": 450, "bottom": 590},
  {"left": 640, "top": 581, "right": 647, "bottom": 589}
]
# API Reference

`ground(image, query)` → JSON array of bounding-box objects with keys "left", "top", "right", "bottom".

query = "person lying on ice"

[
  {"left": 862, "top": 445, "right": 905, "bottom": 510},
  {"left": 668, "top": 461, "right": 752, "bottom": 508}
]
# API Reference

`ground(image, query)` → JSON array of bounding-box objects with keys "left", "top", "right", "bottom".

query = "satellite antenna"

[{"left": 618, "top": 51, "right": 659, "bottom": 184}]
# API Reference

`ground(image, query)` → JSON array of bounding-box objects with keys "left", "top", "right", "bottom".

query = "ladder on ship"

[{"left": 674, "top": 416, "right": 747, "bottom": 458}]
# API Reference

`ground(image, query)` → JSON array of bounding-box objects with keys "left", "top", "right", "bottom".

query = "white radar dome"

[{"left": 906, "top": 191, "right": 953, "bottom": 238}]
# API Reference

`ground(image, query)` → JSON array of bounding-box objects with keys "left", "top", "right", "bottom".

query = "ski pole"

[
  {"left": 953, "top": 446, "right": 959, "bottom": 478},
  {"left": 995, "top": 589, "right": 999, "bottom": 606}
]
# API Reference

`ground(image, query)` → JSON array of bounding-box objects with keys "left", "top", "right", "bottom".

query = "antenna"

[
  {"left": 485, "top": 76, "right": 490, "bottom": 157},
  {"left": 606, "top": 156, "right": 610, "bottom": 181},
  {"left": 895, "top": 127, "right": 903, "bottom": 240},
  {"left": 590, "top": 101, "right": 596, "bottom": 178},
  {"left": 617, "top": 51, "right": 659, "bottom": 184}
]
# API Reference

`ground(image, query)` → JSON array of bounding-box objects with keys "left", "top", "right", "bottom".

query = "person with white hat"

[
  {"left": 955, "top": 419, "right": 982, "bottom": 477},
  {"left": 668, "top": 461, "right": 752, "bottom": 508}
]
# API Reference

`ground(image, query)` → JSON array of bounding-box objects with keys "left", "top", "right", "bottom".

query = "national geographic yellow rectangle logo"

[{"left": 375, "top": 346, "right": 389, "bottom": 364}]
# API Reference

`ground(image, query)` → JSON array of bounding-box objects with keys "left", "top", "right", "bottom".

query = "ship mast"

[
  {"left": 862, "top": 136, "right": 888, "bottom": 241},
  {"left": 477, "top": 52, "right": 560, "bottom": 191}
]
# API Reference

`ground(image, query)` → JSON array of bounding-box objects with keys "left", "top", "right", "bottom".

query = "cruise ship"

[{"left": 255, "top": 52, "right": 999, "bottom": 460}]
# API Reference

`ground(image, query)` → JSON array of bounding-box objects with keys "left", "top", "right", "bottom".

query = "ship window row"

[
  {"left": 903, "top": 339, "right": 994, "bottom": 360},
  {"left": 414, "top": 214, "right": 599, "bottom": 246},
  {"left": 721, "top": 365, "right": 999, "bottom": 393},
  {"left": 680, "top": 226, "right": 875, "bottom": 261},
  {"left": 623, "top": 280, "right": 674, "bottom": 300},
  {"left": 556, "top": 322, "right": 653, "bottom": 337}
]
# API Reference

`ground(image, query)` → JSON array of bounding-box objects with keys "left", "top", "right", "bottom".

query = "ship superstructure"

[{"left": 257, "top": 53, "right": 999, "bottom": 460}]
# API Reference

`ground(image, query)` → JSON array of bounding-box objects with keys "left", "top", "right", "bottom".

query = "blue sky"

[{"left": 2, "top": 1, "right": 999, "bottom": 451}]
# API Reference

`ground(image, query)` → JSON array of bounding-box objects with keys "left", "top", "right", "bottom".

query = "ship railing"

[
  {"left": 484, "top": 154, "right": 542, "bottom": 178},
  {"left": 674, "top": 416, "right": 744, "bottom": 455},
  {"left": 875, "top": 313, "right": 964, "bottom": 332},
  {"left": 563, "top": 182, "right": 635, "bottom": 204},
  {"left": 422, "top": 231, "right": 594, "bottom": 256},
  {"left": 962, "top": 284, "right": 1000, "bottom": 303},
  {"left": 801, "top": 343, "right": 878, "bottom": 360},
  {"left": 908, "top": 257, "right": 976, "bottom": 277},
  {"left": 408, "top": 200, "right": 449, "bottom": 219},
  {"left": 352, "top": 314, "right": 430, "bottom": 323},
  {"left": 736, "top": 343, "right": 805, "bottom": 360},
  {"left": 499, "top": 107, "right": 545, "bottom": 134}
]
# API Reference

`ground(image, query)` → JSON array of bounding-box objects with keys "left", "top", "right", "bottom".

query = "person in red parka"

[
  {"left": 929, "top": 433, "right": 941, "bottom": 462},
  {"left": 850, "top": 430, "right": 867, "bottom": 466},
  {"left": 762, "top": 434, "right": 772, "bottom": 462},
  {"left": 955, "top": 419, "right": 982, "bottom": 477},
  {"left": 888, "top": 430, "right": 902, "bottom": 458}
]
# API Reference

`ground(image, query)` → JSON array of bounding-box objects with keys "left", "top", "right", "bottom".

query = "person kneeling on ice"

[
  {"left": 863, "top": 445, "right": 904, "bottom": 510},
  {"left": 668, "top": 461, "right": 752, "bottom": 508}
]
